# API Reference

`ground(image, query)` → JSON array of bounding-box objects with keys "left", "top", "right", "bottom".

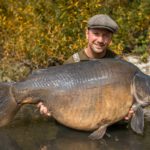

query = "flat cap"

[{"left": 87, "top": 14, "right": 119, "bottom": 33}]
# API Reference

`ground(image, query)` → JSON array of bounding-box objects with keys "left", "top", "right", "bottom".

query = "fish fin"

[
  {"left": 130, "top": 106, "right": 144, "bottom": 134},
  {"left": 21, "top": 97, "right": 41, "bottom": 105},
  {"left": 88, "top": 125, "right": 107, "bottom": 140}
]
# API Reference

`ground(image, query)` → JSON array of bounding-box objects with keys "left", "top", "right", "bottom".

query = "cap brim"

[{"left": 88, "top": 25, "right": 116, "bottom": 33}]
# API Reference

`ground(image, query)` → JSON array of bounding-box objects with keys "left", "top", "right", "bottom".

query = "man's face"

[{"left": 86, "top": 28, "right": 113, "bottom": 53}]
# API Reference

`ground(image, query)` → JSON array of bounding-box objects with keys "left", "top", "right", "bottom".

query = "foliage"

[{"left": 0, "top": 0, "right": 150, "bottom": 81}]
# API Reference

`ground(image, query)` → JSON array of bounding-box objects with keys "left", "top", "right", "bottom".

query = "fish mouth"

[{"left": 132, "top": 72, "right": 150, "bottom": 107}]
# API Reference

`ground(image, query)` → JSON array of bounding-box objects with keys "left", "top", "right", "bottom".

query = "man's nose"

[{"left": 97, "top": 35, "right": 104, "bottom": 42}]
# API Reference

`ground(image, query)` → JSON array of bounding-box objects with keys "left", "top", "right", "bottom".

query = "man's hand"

[
  {"left": 124, "top": 108, "right": 134, "bottom": 120},
  {"left": 37, "top": 102, "right": 51, "bottom": 117}
]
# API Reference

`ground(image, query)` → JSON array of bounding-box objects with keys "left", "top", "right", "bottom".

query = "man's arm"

[
  {"left": 63, "top": 56, "right": 74, "bottom": 64},
  {"left": 64, "top": 52, "right": 81, "bottom": 64}
]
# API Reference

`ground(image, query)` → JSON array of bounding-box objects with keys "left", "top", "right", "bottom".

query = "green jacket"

[{"left": 64, "top": 49, "right": 118, "bottom": 64}]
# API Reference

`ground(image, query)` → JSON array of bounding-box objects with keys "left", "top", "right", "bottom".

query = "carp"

[{"left": 0, "top": 59, "right": 150, "bottom": 140}]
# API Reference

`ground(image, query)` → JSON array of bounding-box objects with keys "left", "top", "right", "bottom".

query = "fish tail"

[{"left": 0, "top": 82, "right": 19, "bottom": 127}]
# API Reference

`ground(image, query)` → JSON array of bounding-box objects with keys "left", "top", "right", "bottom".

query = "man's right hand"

[{"left": 37, "top": 102, "right": 51, "bottom": 117}]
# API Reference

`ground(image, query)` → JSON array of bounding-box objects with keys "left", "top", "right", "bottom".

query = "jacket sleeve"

[{"left": 63, "top": 56, "right": 75, "bottom": 64}]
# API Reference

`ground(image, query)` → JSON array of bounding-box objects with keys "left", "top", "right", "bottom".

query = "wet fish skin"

[{"left": 0, "top": 59, "right": 150, "bottom": 139}]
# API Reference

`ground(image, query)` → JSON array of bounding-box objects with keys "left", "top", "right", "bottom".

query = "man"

[
  {"left": 65, "top": 14, "right": 119, "bottom": 64},
  {"left": 38, "top": 14, "right": 133, "bottom": 120}
]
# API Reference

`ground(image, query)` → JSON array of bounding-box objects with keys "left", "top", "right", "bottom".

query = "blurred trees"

[{"left": 0, "top": 0, "right": 149, "bottom": 81}]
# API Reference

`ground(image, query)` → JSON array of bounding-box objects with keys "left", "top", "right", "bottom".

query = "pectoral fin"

[
  {"left": 88, "top": 124, "right": 108, "bottom": 140},
  {"left": 130, "top": 106, "right": 144, "bottom": 134}
]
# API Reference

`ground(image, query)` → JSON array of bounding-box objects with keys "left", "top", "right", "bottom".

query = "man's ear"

[{"left": 109, "top": 36, "right": 113, "bottom": 45}]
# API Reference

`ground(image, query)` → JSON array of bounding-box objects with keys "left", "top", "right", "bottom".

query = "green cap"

[{"left": 87, "top": 14, "right": 119, "bottom": 33}]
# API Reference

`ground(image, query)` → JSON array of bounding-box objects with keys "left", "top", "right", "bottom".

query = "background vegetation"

[{"left": 0, "top": 0, "right": 150, "bottom": 81}]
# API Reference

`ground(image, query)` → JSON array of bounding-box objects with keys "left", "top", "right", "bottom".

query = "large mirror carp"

[{"left": 0, "top": 59, "right": 150, "bottom": 140}]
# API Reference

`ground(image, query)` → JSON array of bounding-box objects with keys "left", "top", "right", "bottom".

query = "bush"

[{"left": 0, "top": 0, "right": 149, "bottom": 81}]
